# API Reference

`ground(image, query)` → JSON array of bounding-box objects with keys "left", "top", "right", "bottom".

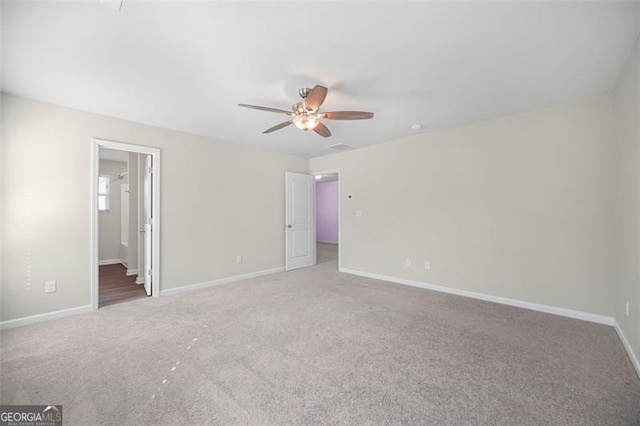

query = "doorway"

[
  {"left": 91, "top": 139, "right": 161, "bottom": 310},
  {"left": 314, "top": 170, "right": 340, "bottom": 269}
]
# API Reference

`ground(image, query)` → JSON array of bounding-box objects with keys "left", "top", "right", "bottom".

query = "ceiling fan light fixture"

[
  {"left": 292, "top": 114, "right": 320, "bottom": 131},
  {"left": 238, "top": 85, "right": 373, "bottom": 137}
]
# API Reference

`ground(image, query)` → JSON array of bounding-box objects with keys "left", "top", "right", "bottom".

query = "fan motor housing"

[{"left": 298, "top": 88, "right": 311, "bottom": 99}]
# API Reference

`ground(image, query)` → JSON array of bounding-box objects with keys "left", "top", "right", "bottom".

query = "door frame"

[
  {"left": 313, "top": 169, "right": 341, "bottom": 271},
  {"left": 90, "top": 138, "right": 161, "bottom": 310}
]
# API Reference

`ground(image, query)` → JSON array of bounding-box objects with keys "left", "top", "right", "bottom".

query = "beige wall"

[
  {"left": 98, "top": 159, "right": 126, "bottom": 262},
  {"left": 613, "top": 37, "right": 640, "bottom": 359},
  {"left": 0, "top": 88, "right": 631, "bottom": 334},
  {"left": 311, "top": 97, "right": 615, "bottom": 316},
  {"left": 1, "top": 93, "right": 308, "bottom": 321}
]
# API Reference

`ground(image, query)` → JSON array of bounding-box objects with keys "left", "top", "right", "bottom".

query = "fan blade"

[
  {"left": 263, "top": 120, "right": 293, "bottom": 134},
  {"left": 323, "top": 111, "right": 374, "bottom": 120},
  {"left": 304, "top": 85, "right": 328, "bottom": 112},
  {"left": 313, "top": 122, "right": 332, "bottom": 138},
  {"left": 238, "top": 104, "right": 293, "bottom": 115}
]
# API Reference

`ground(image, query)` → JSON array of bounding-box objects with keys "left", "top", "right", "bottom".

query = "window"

[{"left": 98, "top": 175, "right": 110, "bottom": 211}]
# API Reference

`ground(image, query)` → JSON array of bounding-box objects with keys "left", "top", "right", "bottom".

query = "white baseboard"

[
  {"left": 126, "top": 269, "right": 138, "bottom": 276},
  {"left": 614, "top": 319, "right": 640, "bottom": 378},
  {"left": 135, "top": 276, "right": 144, "bottom": 285},
  {"left": 98, "top": 259, "right": 121, "bottom": 266},
  {"left": 161, "top": 267, "right": 285, "bottom": 296},
  {"left": 317, "top": 240, "right": 338, "bottom": 245},
  {"left": 341, "top": 268, "right": 615, "bottom": 326},
  {"left": 0, "top": 268, "right": 284, "bottom": 328},
  {"left": 0, "top": 305, "right": 93, "bottom": 330}
]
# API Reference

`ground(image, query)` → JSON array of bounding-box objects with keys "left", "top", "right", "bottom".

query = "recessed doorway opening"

[
  {"left": 314, "top": 170, "right": 340, "bottom": 270},
  {"left": 91, "top": 138, "right": 161, "bottom": 310}
]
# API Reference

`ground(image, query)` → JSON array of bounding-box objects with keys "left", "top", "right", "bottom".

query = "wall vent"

[{"left": 327, "top": 144, "right": 353, "bottom": 151}]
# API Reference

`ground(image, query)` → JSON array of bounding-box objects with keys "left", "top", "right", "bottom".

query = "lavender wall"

[{"left": 316, "top": 181, "right": 338, "bottom": 243}]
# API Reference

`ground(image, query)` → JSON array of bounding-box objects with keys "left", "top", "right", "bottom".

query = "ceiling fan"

[{"left": 238, "top": 85, "right": 374, "bottom": 138}]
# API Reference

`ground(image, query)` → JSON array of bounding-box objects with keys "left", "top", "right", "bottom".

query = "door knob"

[{"left": 286, "top": 224, "right": 292, "bottom": 228}]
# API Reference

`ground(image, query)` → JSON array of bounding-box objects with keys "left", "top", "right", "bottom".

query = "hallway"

[
  {"left": 317, "top": 242, "right": 338, "bottom": 266},
  {"left": 99, "top": 264, "right": 147, "bottom": 307}
]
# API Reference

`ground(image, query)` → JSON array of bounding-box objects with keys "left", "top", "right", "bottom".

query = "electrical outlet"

[
  {"left": 236, "top": 255, "right": 242, "bottom": 264},
  {"left": 625, "top": 301, "right": 630, "bottom": 317},
  {"left": 405, "top": 258, "right": 412, "bottom": 267},
  {"left": 424, "top": 261, "right": 431, "bottom": 270},
  {"left": 45, "top": 280, "right": 56, "bottom": 293}
]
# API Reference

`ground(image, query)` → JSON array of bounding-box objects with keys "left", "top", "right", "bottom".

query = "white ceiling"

[{"left": 2, "top": 1, "right": 639, "bottom": 158}]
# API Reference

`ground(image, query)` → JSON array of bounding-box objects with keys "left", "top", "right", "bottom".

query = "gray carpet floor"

[{"left": 1, "top": 243, "right": 639, "bottom": 425}]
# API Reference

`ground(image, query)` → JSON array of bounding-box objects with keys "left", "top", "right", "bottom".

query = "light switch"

[{"left": 355, "top": 209, "right": 363, "bottom": 219}]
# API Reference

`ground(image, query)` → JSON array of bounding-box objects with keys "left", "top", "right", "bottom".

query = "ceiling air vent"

[{"left": 327, "top": 144, "right": 353, "bottom": 151}]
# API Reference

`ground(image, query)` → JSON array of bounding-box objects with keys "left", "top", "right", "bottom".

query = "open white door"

[
  {"left": 285, "top": 172, "right": 315, "bottom": 271},
  {"left": 143, "top": 154, "right": 153, "bottom": 296}
]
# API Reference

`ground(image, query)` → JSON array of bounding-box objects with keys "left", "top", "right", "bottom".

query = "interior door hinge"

[{"left": 148, "top": 269, "right": 152, "bottom": 277}]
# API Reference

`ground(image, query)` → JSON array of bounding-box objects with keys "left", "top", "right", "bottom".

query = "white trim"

[
  {"left": 135, "top": 276, "right": 145, "bottom": 285},
  {"left": 98, "top": 258, "right": 122, "bottom": 266},
  {"left": 91, "top": 140, "right": 99, "bottom": 309},
  {"left": 317, "top": 240, "right": 338, "bottom": 245},
  {"left": 313, "top": 168, "right": 341, "bottom": 271},
  {"left": 160, "top": 267, "right": 284, "bottom": 296},
  {"left": 0, "top": 305, "right": 92, "bottom": 330},
  {"left": 614, "top": 319, "right": 640, "bottom": 378},
  {"left": 341, "top": 268, "right": 615, "bottom": 326},
  {"left": 126, "top": 269, "right": 138, "bottom": 276},
  {"left": 91, "top": 138, "right": 161, "bottom": 311}
]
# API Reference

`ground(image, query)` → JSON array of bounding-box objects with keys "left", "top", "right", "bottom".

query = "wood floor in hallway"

[{"left": 99, "top": 264, "right": 148, "bottom": 307}]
